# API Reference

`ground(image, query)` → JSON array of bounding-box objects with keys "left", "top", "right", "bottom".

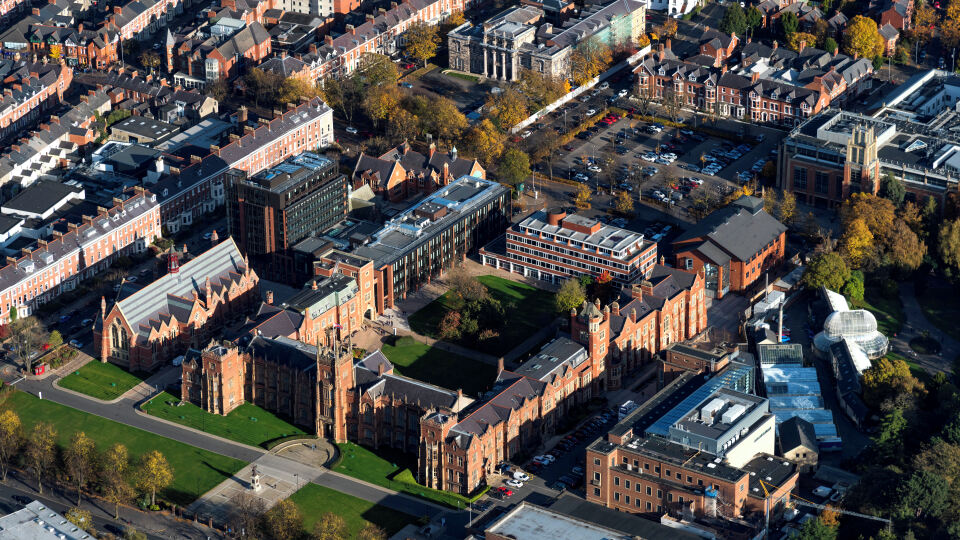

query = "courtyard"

[{"left": 408, "top": 275, "right": 557, "bottom": 358}]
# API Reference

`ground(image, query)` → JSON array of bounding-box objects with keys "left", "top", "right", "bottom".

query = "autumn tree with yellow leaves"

[
  {"left": 136, "top": 450, "right": 173, "bottom": 507},
  {"left": 570, "top": 37, "right": 613, "bottom": 86},
  {"left": 842, "top": 16, "right": 885, "bottom": 59}
]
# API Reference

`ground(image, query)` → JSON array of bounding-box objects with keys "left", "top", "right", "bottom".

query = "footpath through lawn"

[
  {"left": 2, "top": 391, "right": 246, "bottom": 505},
  {"left": 290, "top": 483, "right": 417, "bottom": 536},
  {"left": 142, "top": 391, "right": 309, "bottom": 449},
  {"left": 58, "top": 361, "right": 144, "bottom": 401}
]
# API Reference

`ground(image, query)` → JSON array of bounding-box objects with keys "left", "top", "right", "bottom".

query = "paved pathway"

[{"left": 890, "top": 282, "right": 959, "bottom": 374}]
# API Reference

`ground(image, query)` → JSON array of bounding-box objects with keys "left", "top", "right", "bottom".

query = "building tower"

[
  {"left": 165, "top": 28, "right": 175, "bottom": 73},
  {"left": 843, "top": 124, "right": 880, "bottom": 197},
  {"left": 315, "top": 332, "right": 353, "bottom": 442},
  {"left": 571, "top": 299, "right": 610, "bottom": 394}
]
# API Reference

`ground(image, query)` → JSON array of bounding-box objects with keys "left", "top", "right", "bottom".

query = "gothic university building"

[
  {"left": 181, "top": 263, "right": 706, "bottom": 496},
  {"left": 95, "top": 236, "right": 260, "bottom": 372}
]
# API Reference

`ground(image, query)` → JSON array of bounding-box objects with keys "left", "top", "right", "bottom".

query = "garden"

[{"left": 408, "top": 272, "right": 557, "bottom": 357}]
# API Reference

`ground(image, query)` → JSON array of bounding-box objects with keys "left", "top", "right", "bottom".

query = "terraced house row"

[{"left": 0, "top": 60, "right": 72, "bottom": 142}]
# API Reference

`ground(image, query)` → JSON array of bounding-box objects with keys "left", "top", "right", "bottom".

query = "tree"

[
  {"left": 746, "top": 6, "right": 763, "bottom": 30},
  {"left": 136, "top": 450, "right": 173, "bottom": 507},
  {"left": 320, "top": 74, "right": 362, "bottom": 127},
  {"left": 25, "top": 422, "right": 56, "bottom": 494},
  {"left": 879, "top": 172, "right": 906, "bottom": 207},
  {"left": 802, "top": 252, "right": 850, "bottom": 291},
  {"left": 778, "top": 190, "right": 796, "bottom": 224},
  {"left": 486, "top": 89, "right": 529, "bottom": 131},
  {"left": 529, "top": 130, "right": 562, "bottom": 180},
  {"left": 245, "top": 68, "right": 285, "bottom": 107},
  {"left": 66, "top": 432, "right": 96, "bottom": 505},
  {"left": 762, "top": 188, "right": 778, "bottom": 215},
  {"left": 404, "top": 21, "right": 440, "bottom": 66},
  {"left": 662, "top": 86, "right": 683, "bottom": 122},
  {"left": 278, "top": 77, "right": 322, "bottom": 107},
  {"left": 463, "top": 119, "right": 504, "bottom": 165},
  {"left": 842, "top": 270, "right": 864, "bottom": 301},
  {"left": 574, "top": 183, "right": 591, "bottom": 209},
  {"left": 570, "top": 38, "right": 612, "bottom": 86},
  {"left": 614, "top": 190, "right": 634, "bottom": 215},
  {"left": 898, "top": 469, "right": 949, "bottom": 519},
  {"left": 206, "top": 79, "right": 228, "bottom": 102},
  {"left": 9, "top": 316, "right": 47, "bottom": 374},
  {"left": 824, "top": 36, "right": 839, "bottom": 53},
  {"left": 313, "top": 512, "right": 347, "bottom": 540},
  {"left": 139, "top": 51, "right": 161, "bottom": 72},
  {"left": 438, "top": 310, "right": 462, "bottom": 341},
  {"left": 48, "top": 329, "right": 63, "bottom": 349},
  {"left": 787, "top": 32, "right": 819, "bottom": 52},
  {"left": 720, "top": 4, "right": 748, "bottom": 36},
  {"left": 64, "top": 508, "right": 93, "bottom": 532},
  {"left": 517, "top": 69, "right": 569, "bottom": 109},
  {"left": 843, "top": 16, "right": 885, "bottom": 59},
  {"left": 939, "top": 218, "right": 960, "bottom": 273},
  {"left": 863, "top": 357, "right": 923, "bottom": 407},
  {"left": 363, "top": 85, "right": 400, "bottom": 128},
  {"left": 262, "top": 499, "right": 303, "bottom": 540},
  {"left": 781, "top": 12, "right": 799, "bottom": 36},
  {"left": 421, "top": 96, "right": 467, "bottom": 145},
  {"left": 101, "top": 443, "right": 131, "bottom": 519},
  {"left": 123, "top": 528, "right": 148, "bottom": 540},
  {"left": 874, "top": 406, "right": 907, "bottom": 459},
  {"left": 556, "top": 279, "right": 587, "bottom": 314},
  {"left": 498, "top": 148, "right": 531, "bottom": 187},
  {"left": 888, "top": 219, "right": 926, "bottom": 273},
  {"left": 228, "top": 492, "right": 265, "bottom": 540},
  {"left": 0, "top": 410, "right": 21, "bottom": 482},
  {"left": 388, "top": 108, "right": 419, "bottom": 142},
  {"left": 943, "top": 0, "right": 960, "bottom": 48},
  {"left": 660, "top": 19, "right": 678, "bottom": 38},
  {"left": 914, "top": 2, "right": 937, "bottom": 44},
  {"left": 357, "top": 52, "right": 399, "bottom": 87},
  {"left": 792, "top": 517, "right": 838, "bottom": 540},
  {"left": 839, "top": 218, "right": 874, "bottom": 268},
  {"left": 357, "top": 523, "right": 387, "bottom": 540},
  {"left": 820, "top": 505, "right": 841, "bottom": 528},
  {"left": 841, "top": 193, "right": 896, "bottom": 243}
]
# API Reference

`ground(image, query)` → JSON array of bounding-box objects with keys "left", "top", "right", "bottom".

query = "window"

[
  {"left": 625, "top": 480, "right": 631, "bottom": 489},
  {"left": 793, "top": 166, "right": 808, "bottom": 190},
  {"left": 614, "top": 477, "right": 620, "bottom": 486},
  {"left": 614, "top": 492, "right": 620, "bottom": 501},
  {"left": 815, "top": 171, "right": 829, "bottom": 194},
  {"left": 594, "top": 487, "right": 601, "bottom": 496}
]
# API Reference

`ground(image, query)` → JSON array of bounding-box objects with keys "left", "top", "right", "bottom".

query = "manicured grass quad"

[
  {"left": 290, "top": 483, "right": 417, "bottom": 536},
  {"left": 380, "top": 338, "right": 495, "bottom": 397},
  {"left": 58, "top": 361, "right": 144, "bottom": 401}
]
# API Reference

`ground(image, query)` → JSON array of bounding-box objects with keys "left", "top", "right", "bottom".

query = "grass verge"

[
  {"left": 852, "top": 286, "right": 905, "bottom": 336},
  {"left": 917, "top": 283, "right": 960, "bottom": 342},
  {"left": 2, "top": 391, "right": 245, "bottom": 506},
  {"left": 142, "top": 391, "right": 307, "bottom": 449},
  {"left": 58, "top": 361, "right": 144, "bottom": 401},
  {"left": 290, "top": 484, "right": 417, "bottom": 536},
  {"left": 334, "top": 442, "right": 487, "bottom": 508}
]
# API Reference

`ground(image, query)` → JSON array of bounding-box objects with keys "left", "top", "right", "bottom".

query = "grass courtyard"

[
  {"left": 409, "top": 275, "right": 557, "bottom": 357},
  {"left": 2, "top": 391, "right": 246, "bottom": 505},
  {"left": 142, "top": 392, "right": 308, "bottom": 449},
  {"left": 57, "top": 361, "right": 144, "bottom": 401},
  {"left": 380, "top": 337, "right": 495, "bottom": 397},
  {"left": 290, "top": 484, "right": 417, "bottom": 536},
  {"left": 334, "top": 441, "right": 485, "bottom": 508}
]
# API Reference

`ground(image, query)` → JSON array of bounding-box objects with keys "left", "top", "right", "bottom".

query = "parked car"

[
  {"left": 513, "top": 471, "right": 530, "bottom": 482},
  {"left": 505, "top": 479, "right": 524, "bottom": 488},
  {"left": 69, "top": 340, "right": 84, "bottom": 349},
  {"left": 599, "top": 82, "right": 610, "bottom": 90},
  {"left": 345, "top": 126, "right": 359, "bottom": 134}
]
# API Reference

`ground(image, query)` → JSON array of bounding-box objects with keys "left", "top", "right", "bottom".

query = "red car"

[
  {"left": 401, "top": 62, "right": 415, "bottom": 69},
  {"left": 494, "top": 486, "right": 514, "bottom": 497}
]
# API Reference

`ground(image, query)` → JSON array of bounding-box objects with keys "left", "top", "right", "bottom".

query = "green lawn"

[
  {"left": 409, "top": 275, "right": 557, "bottom": 357},
  {"left": 58, "top": 361, "right": 144, "bottom": 401},
  {"left": 853, "top": 286, "right": 904, "bottom": 336},
  {"left": 2, "top": 391, "right": 245, "bottom": 505},
  {"left": 290, "top": 484, "right": 417, "bottom": 536},
  {"left": 918, "top": 283, "right": 960, "bottom": 342},
  {"left": 142, "top": 392, "right": 308, "bottom": 449},
  {"left": 380, "top": 338, "right": 496, "bottom": 397},
  {"left": 334, "top": 442, "right": 486, "bottom": 508},
  {"left": 444, "top": 71, "right": 480, "bottom": 82}
]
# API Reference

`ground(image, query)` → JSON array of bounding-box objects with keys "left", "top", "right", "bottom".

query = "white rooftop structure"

[
  {"left": 0, "top": 500, "right": 92, "bottom": 540},
  {"left": 485, "top": 502, "right": 631, "bottom": 540},
  {"left": 814, "top": 287, "right": 888, "bottom": 359}
]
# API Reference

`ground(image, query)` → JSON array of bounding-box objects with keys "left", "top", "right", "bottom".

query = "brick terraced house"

[
  {"left": 96, "top": 236, "right": 260, "bottom": 372},
  {"left": 0, "top": 60, "right": 72, "bottom": 142},
  {"left": 0, "top": 187, "right": 160, "bottom": 323},
  {"left": 352, "top": 142, "right": 484, "bottom": 202}
]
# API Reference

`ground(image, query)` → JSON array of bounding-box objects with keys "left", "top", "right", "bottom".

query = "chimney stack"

[
  {"left": 265, "top": 290, "right": 274, "bottom": 304},
  {"left": 497, "top": 358, "right": 504, "bottom": 372}
]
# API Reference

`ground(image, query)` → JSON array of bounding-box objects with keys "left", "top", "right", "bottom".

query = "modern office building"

[
  {"left": 352, "top": 175, "right": 510, "bottom": 314},
  {"left": 480, "top": 209, "right": 658, "bottom": 286},
  {"left": 226, "top": 151, "right": 348, "bottom": 283},
  {"left": 585, "top": 363, "right": 798, "bottom": 522},
  {"left": 0, "top": 500, "right": 91, "bottom": 539}
]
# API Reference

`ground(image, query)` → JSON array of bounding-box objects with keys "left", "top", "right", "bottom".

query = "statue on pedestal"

[{"left": 251, "top": 465, "right": 262, "bottom": 492}]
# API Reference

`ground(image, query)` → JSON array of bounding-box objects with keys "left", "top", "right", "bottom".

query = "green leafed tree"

[
  {"left": 802, "top": 252, "right": 850, "bottom": 291},
  {"left": 781, "top": 11, "right": 799, "bottom": 36},
  {"left": 720, "top": 4, "right": 748, "bottom": 36},
  {"left": 556, "top": 279, "right": 587, "bottom": 314},
  {"left": 498, "top": 148, "right": 531, "bottom": 187}
]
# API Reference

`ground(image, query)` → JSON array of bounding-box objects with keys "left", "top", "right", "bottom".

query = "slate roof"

[
  {"left": 354, "top": 350, "right": 461, "bottom": 409},
  {"left": 247, "top": 335, "right": 317, "bottom": 372},
  {"left": 354, "top": 143, "right": 479, "bottom": 188},
  {"left": 745, "top": 78, "right": 820, "bottom": 107},
  {"left": 216, "top": 22, "right": 270, "bottom": 59},
  {"left": 259, "top": 55, "right": 308, "bottom": 78},
  {"left": 673, "top": 196, "right": 786, "bottom": 262},
  {"left": 247, "top": 303, "right": 304, "bottom": 339},
  {"left": 451, "top": 373, "right": 545, "bottom": 440},
  {"left": 2, "top": 180, "right": 82, "bottom": 215},
  {"left": 879, "top": 23, "right": 899, "bottom": 40},
  {"left": 637, "top": 58, "right": 720, "bottom": 86},
  {"left": 699, "top": 28, "right": 735, "bottom": 50},
  {"left": 113, "top": 237, "right": 250, "bottom": 341},
  {"left": 0, "top": 61, "right": 68, "bottom": 120},
  {"left": 779, "top": 416, "right": 818, "bottom": 452}
]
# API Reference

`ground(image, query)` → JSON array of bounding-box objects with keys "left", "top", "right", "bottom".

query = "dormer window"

[
  {"left": 771, "top": 91, "right": 779, "bottom": 100},
  {"left": 658, "top": 68, "right": 665, "bottom": 76}
]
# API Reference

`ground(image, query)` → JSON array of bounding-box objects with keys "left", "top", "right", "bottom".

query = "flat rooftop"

[
  {"left": 248, "top": 151, "right": 335, "bottom": 193},
  {"left": 0, "top": 500, "right": 93, "bottom": 539},
  {"left": 111, "top": 116, "right": 179, "bottom": 141},
  {"left": 672, "top": 387, "right": 766, "bottom": 440},
  {"left": 514, "top": 337, "right": 587, "bottom": 382},
  {"left": 485, "top": 502, "right": 627, "bottom": 540},
  {"left": 743, "top": 454, "right": 798, "bottom": 499},
  {"left": 516, "top": 211, "right": 648, "bottom": 258}
]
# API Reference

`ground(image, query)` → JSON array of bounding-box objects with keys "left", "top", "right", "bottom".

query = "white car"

[
  {"left": 599, "top": 82, "right": 610, "bottom": 90},
  {"left": 534, "top": 454, "right": 555, "bottom": 464},
  {"left": 574, "top": 173, "right": 589, "bottom": 182},
  {"left": 652, "top": 190, "right": 666, "bottom": 200},
  {"left": 345, "top": 126, "right": 358, "bottom": 134},
  {"left": 521, "top": 130, "right": 533, "bottom": 139},
  {"left": 588, "top": 165, "right": 602, "bottom": 173},
  {"left": 641, "top": 153, "right": 657, "bottom": 162},
  {"left": 513, "top": 471, "right": 530, "bottom": 481},
  {"left": 505, "top": 479, "right": 524, "bottom": 488},
  {"left": 662, "top": 152, "right": 677, "bottom": 160},
  {"left": 618, "top": 89, "right": 628, "bottom": 98},
  {"left": 586, "top": 109, "right": 597, "bottom": 116},
  {"left": 687, "top": 177, "right": 703, "bottom": 185}
]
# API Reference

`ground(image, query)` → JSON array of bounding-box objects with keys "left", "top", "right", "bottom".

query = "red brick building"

[
  {"left": 96, "top": 236, "right": 260, "bottom": 372},
  {"left": 169, "top": 22, "right": 272, "bottom": 86},
  {"left": 671, "top": 196, "right": 787, "bottom": 298},
  {"left": 353, "top": 142, "right": 485, "bottom": 202},
  {"left": 0, "top": 61, "right": 72, "bottom": 142}
]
